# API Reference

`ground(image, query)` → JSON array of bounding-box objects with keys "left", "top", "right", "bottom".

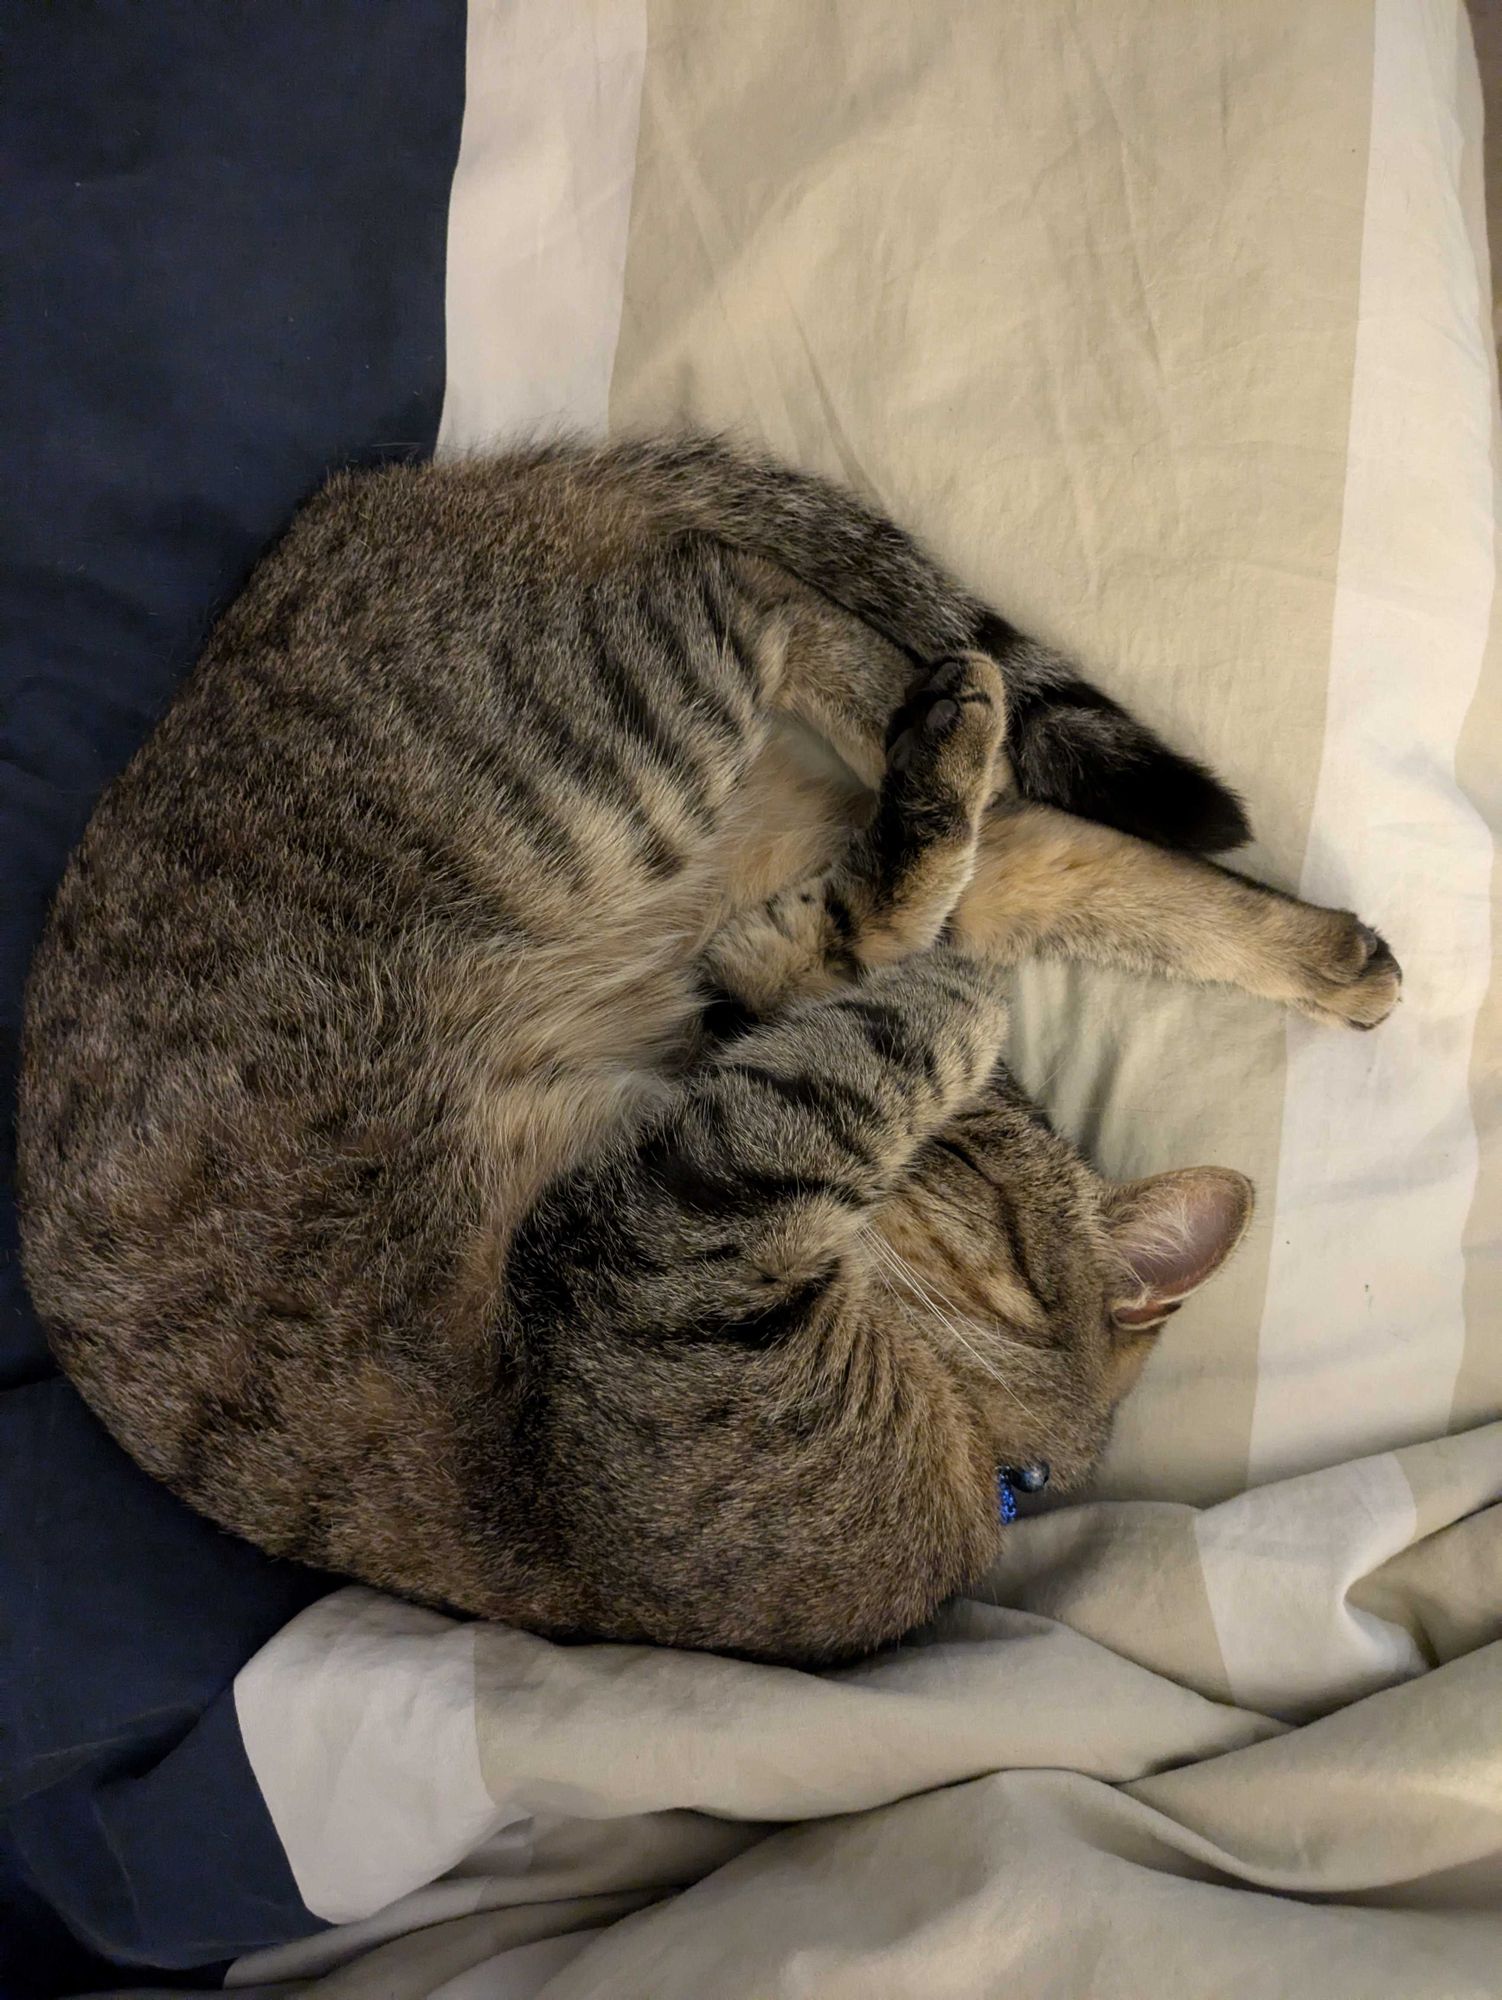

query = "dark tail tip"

[
  {"left": 1068, "top": 740, "right": 1252, "bottom": 853},
  {"left": 1009, "top": 682, "right": 1251, "bottom": 854}
]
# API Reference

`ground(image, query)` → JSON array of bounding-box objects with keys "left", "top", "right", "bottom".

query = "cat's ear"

[{"left": 1103, "top": 1168, "right": 1253, "bottom": 1331}]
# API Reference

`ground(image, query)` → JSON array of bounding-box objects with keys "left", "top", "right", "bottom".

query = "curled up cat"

[{"left": 16, "top": 436, "right": 1402, "bottom": 1662}]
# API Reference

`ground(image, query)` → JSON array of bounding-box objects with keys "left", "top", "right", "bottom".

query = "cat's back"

[{"left": 16, "top": 455, "right": 756, "bottom": 1526}]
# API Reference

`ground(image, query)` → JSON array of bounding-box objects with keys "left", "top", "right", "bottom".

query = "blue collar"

[{"left": 998, "top": 1462, "right": 1050, "bottom": 1523}]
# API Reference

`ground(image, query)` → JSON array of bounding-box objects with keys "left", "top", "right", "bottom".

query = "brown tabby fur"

[{"left": 16, "top": 437, "right": 1401, "bottom": 1662}]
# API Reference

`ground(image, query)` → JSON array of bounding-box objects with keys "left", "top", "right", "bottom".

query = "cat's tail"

[{"left": 600, "top": 432, "right": 1250, "bottom": 854}]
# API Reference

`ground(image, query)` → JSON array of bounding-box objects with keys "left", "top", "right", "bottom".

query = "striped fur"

[{"left": 17, "top": 439, "right": 1398, "bottom": 1659}]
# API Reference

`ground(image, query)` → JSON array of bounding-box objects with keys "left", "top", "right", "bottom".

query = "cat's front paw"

[{"left": 1296, "top": 913, "right": 1402, "bottom": 1029}]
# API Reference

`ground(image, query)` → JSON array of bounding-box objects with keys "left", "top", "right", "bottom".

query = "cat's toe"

[
  {"left": 1342, "top": 930, "right": 1402, "bottom": 1030},
  {"left": 1300, "top": 914, "right": 1403, "bottom": 1029},
  {"left": 920, "top": 695, "right": 961, "bottom": 740}
]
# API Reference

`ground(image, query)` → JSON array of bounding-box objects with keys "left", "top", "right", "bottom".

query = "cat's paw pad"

[
  {"left": 886, "top": 654, "right": 1006, "bottom": 784},
  {"left": 1299, "top": 914, "right": 1402, "bottom": 1029}
]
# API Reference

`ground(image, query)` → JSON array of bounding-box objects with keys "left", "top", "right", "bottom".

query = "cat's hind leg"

[
  {"left": 734, "top": 559, "right": 934, "bottom": 790},
  {"left": 952, "top": 797, "right": 1401, "bottom": 1028}
]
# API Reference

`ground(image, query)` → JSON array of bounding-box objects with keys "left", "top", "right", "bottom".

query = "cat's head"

[{"left": 874, "top": 1067, "right": 1253, "bottom": 1493}]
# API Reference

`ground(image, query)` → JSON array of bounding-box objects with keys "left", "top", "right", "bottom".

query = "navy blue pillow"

[{"left": 1, "top": 5, "right": 466, "bottom": 1986}]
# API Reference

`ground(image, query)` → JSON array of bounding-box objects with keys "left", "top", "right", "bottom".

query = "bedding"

[{"left": 2, "top": 2, "right": 1498, "bottom": 1995}]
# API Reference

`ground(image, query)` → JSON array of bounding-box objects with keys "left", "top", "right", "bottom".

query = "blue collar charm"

[{"left": 998, "top": 1461, "right": 1051, "bottom": 1523}]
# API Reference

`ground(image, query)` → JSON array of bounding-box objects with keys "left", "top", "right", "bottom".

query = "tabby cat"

[{"left": 17, "top": 437, "right": 1400, "bottom": 1661}]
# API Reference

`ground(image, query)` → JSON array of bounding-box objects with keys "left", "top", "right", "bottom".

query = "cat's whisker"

[
  {"left": 881, "top": 1244, "right": 1032, "bottom": 1378},
  {"left": 866, "top": 1234, "right": 1036, "bottom": 1421}
]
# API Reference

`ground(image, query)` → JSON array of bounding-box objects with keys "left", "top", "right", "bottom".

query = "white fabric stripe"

[
  {"left": 225, "top": 1824, "right": 540, "bottom": 1989},
  {"left": 234, "top": 1591, "right": 512, "bottom": 1925},
  {"left": 1247, "top": 0, "right": 1497, "bottom": 1484},
  {"left": 1195, "top": 1450, "right": 1424, "bottom": 1719},
  {"left": 435, "top": 0, "right": 647, "bottom": 455}
]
